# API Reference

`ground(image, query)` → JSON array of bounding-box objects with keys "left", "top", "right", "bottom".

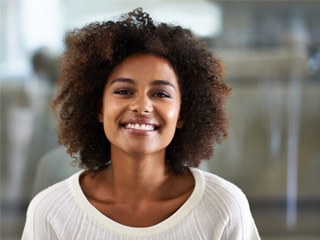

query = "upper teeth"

[{"left": 126, "top": 123, "right": 155, "bottom": 131}]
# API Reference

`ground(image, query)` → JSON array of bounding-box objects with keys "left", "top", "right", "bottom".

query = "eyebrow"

[
  {"left": 110, "top": 78, "right": 135, "bottom": 85},
  {"left": 110, "top": 78, "right": 176, "bottom": 89},
  {"left": 151, "top": 80, "right": 176, "bottom": 89}
]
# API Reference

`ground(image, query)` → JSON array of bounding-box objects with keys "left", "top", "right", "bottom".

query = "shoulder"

[
  {"left": 194, "top": 169, "right": 251, "bottom": 219},
  {"left": 193, "top": 168, "right": 248, "bottom": 205},
  {"left": 191, "top": 168, "right": 260, "bottom": 239},
  {"left": 26, "top": 171, "right": 82, "bottom": 220},
  {"left": 22, "top": 171, "right": 85, "bottom": 239}
]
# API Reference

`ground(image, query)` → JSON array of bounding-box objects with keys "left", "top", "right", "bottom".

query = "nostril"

[{"left": 129, "top": 102, "right": 152, "bottom": 113}]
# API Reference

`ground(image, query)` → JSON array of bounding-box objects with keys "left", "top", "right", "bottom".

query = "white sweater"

[{"left": 22, "top": 168, "right": 260, "bottom": 240}]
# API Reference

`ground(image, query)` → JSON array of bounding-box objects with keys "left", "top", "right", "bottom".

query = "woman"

[{"left": 22, "top": 8, "right": 260, "bottom": 239}]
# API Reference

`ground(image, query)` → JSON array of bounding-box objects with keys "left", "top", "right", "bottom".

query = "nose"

[{"left": 129, "top": 94, "right": 153, "bottom": 114}]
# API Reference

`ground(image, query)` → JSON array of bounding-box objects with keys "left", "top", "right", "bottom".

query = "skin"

[{"left": 80, "top": 54, "right": 194, "bottom": 227}]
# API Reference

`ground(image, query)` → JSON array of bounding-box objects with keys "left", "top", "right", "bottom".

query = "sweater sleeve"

[
  {"left": 222, "top": 186, "right": 260, "bottom": 240},
  {"left": 21, "top": 192, "right": 59, "bottom": 240}
]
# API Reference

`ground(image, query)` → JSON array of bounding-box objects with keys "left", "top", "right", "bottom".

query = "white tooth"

[{"left": 125, "top": 123, "right": 156, "bottom": 130}]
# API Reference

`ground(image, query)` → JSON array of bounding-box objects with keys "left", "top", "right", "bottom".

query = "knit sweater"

[{"left": 22, "top": 168, "right": 260, "bottom": 240}]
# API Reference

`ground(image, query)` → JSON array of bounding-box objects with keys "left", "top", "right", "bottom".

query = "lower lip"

[{"left": 122, "top": 127, "right": 158, "bottom": 136}]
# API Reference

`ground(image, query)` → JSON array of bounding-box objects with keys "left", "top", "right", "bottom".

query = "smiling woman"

[
  {"left": 49, "top": 8, "right": 230, "bottom": 174},
  {"left": 22, "top": 8, "right": 260, "bottom": 240}
]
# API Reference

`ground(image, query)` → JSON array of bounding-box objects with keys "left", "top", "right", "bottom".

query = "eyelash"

[
  {"left": 153, "top": 91, "right": 171, "bottom": 98},
  {"left": 114, "top": 89, "right": 133, "bottom": 95},
  {"left": 114, "top": 89, "right": 171, "bottom": 98}
]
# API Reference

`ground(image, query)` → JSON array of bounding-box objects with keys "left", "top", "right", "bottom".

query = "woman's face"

[{"left": 100, "top": 54, "right": 182, "bottom": 158}]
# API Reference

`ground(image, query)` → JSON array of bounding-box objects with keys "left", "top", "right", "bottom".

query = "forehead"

[{"left": 107, "top": 54, "right": 178, "bottom": 83}]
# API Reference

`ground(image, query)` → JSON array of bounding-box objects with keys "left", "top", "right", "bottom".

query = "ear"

[
  {"left": 97, "top": 101, "right": 103, "bottom": 123},
  {"left": 98, "top": 112, "right": 103, "bottom": 123},
  {"left": 176, "top": 115, "right": 184, "bottom": 129}
]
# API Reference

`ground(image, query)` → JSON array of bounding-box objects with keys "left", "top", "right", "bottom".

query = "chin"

[{"left": 123, "top": 146, "right": 165, "bottom": 158}]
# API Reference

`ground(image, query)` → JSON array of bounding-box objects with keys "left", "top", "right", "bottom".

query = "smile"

[{"left": 124, "top": 123, "right": 158, "bottom": 131}]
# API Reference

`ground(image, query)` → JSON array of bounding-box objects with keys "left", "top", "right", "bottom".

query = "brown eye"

[
  {"left": 114, "top": 89, "right": 133, "bottom": 95},
  {"left": 153, "top": 91, "right": 171, "bottom": 98}
]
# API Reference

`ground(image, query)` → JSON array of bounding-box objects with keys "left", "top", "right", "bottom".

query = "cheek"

[
  {"left": 101, "top": 106, "right": 119, "bottom": 142},
  {"left": 101, "top": 97, "right": 119, "bottom": 120},
  {"left": 162, "top": 104, "right": 181, "bottom": 127},
  {"left": 101, "top": 99, "right": 122, "bottom": 137}
]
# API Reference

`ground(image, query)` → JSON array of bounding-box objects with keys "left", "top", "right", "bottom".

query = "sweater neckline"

[{"left": 69, "top": 167, "right": 205, "bottom": 237}]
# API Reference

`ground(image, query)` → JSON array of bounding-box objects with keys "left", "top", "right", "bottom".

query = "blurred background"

[{"left": 0, "top": 0, "right": 319, "bottom": 239}]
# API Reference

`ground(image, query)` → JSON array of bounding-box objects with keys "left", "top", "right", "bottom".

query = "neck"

[{"left": 104, "top": 148, "right": 172, "bottom": 202}]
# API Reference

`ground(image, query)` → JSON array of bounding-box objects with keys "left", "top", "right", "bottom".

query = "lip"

[{"left": 120, "top": 118, "right": 160, "bottom": 135}]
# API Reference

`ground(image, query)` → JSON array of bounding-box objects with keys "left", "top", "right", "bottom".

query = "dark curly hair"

[{"left": 52, "top": 8, "right": 231, "bottom": 174}]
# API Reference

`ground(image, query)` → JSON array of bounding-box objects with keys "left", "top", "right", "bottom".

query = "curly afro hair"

[{"left": 52, "top": 8, "right": 231, "bottom": 174}]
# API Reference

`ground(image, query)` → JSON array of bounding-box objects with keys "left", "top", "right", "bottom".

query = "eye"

[
  {"left": 114, "top": 89, "right": 133, "bottom": 95},
  {"left": 153, "top": 91, "right": 171, "bottom": 98}
]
